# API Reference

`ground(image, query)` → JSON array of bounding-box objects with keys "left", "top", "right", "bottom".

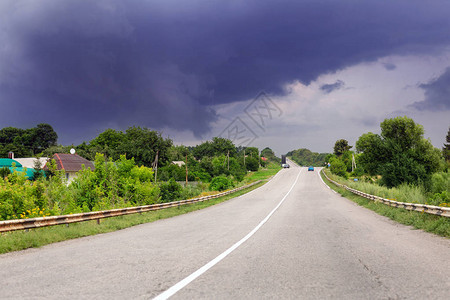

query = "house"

[
  {"left": 14, "top": 157, "right": 49, "bottom": 169},
  {"left": 0, "top": 158, "right": 35, "bottom": 179},
  {"left": 45, "top": 153, "right": 95, "bottom": 183},
  {"left": 172, "top": 161, "right": 185, "bottom": 167}
]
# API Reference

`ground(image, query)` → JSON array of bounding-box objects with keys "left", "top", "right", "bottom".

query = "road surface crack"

[{"left": 357, "top": 258, "right": 400, "bottom": 299}]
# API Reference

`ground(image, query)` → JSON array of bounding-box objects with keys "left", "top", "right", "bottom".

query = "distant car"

[
  {"left": 308, "top": 166, "right": 314, "bottom": 171},
  {"left": 282, "top": 163, "right": 290, "bottom": 168}
]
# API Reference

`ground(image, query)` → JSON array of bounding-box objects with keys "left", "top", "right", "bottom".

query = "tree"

[
  {"left": 119, "top": 126, "right": 173, "bottom": 167},
  {"left": 0, "top": 124, "right": 57, "bottom": 157},
  {"left": 329, "top": 157, "right": 348, "bottom": 178},
  {"left": 288, "top": 148, "right": 329, "bottom": 166},
  {"left": 32, "top": 124, "right": 58, "bottom": 154},
  {"left": 443, "top": 127, "right": 450, "bottom": 162},
  {"left": 91, "top": 129, "right": 125, "bottom": 149},
  {"left": 333, "top": 139, "right": 352, "bottom": 156},
  {"left": 380, "top": 117, "right": 423, "bottom": 151},
  {"left": 356, "top": 116, "right": 443, "bottom": 188},
  {"left": 192, "top": 137, "right": 236, "bottom": 160},
  {"left": 245, "top": 156, "right": 259, "bottom": 171},
  {"left": 261, "top": 147, "right": 280, "bottom": 163},
  {"left": 30, "top": 157, "right": 45, "bottom": 181},
  {"left": 89, "top": 129, "right": 126, "bottom": 160},
  {"left": 355, "top": 132, "right": 386, "bottom": 175},
  {"left": 167, "top": 145, "right": 190, "bottom": 162}
]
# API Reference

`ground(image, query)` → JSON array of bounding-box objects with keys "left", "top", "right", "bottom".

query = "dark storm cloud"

[
  {"left": 383, "top": 63, "right": 397, "bottom": 71},
  {"left": 411, "top": 67, "right": 450, "bottom": 111},
  {"left": 320, "top": 80, "right": 345, "bottom": 94},
  {"left": 1, "top": 0, "right": 450, "bottom": 144}
]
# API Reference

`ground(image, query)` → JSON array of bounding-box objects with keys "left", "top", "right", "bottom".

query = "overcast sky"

[{"left": 0, "top": 0, "right": 449, "bottom": 155}]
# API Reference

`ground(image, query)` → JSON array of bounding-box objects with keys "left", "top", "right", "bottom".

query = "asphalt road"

[{"left": 0, "top": 163, "right": 449, "bottom": 299}]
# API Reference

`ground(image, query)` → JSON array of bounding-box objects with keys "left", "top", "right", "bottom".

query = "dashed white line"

[{"left": 153, "top": 168, "right": 303, "bottom": 300}]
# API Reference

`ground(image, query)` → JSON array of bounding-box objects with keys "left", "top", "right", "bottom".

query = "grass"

[
  {"left": 321, "top": 170, "right": 450, "bottom": 238},
  {"left": 325, "top": 170, "right": 428, "bottom": 204},
  {"left": 0, "top": 165, "right": 280, "bottom": 254},
  {"left": 244, "top": 162, "right": 281, "bottom": 182}
]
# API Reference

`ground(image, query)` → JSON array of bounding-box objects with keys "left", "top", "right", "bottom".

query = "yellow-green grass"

[
  {"left": 321, "top": 171, "right": 450, "bottom": 238},
  {"left": 244, "top": 162, "right": 281, "bottom": 182},
  {"left": 0, "top": 168, "right": 278, "bottom": 254}
]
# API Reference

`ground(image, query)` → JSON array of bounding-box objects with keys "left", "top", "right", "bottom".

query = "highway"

[{"left": 0, "top": 162, "right": 449, "bottom": 299}]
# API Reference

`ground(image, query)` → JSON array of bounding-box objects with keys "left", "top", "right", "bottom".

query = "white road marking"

[
  {"left": 153, "top": 168, "right": 303, "bottom": 300},
  {"left": 317, "top": 169, "right": 338, "bottom": 194}
]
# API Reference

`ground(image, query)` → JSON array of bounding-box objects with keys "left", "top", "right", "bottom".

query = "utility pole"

[
  {"left": 185, "top": 153, "right": 188, "bottom": 187},
  {"left": 244, "top": 149, "right": 246, "bottom": 166},
  {"left": 259, "top": 149, "right": 261, "bottom": 168},
  {"left": 153, "top": 150, "right": 159, "bottom": 182},
  {"left": 227, "top": 150, "right": 230, "bottom": 170},
  {"left": 352, "top": 153, "right": 356, "bottom": 173}
]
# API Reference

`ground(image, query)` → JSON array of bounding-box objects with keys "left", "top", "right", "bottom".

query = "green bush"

[
  {"left": 192, "top": 170, "right": 211, "bottom": 182},
  {"left": 430, "top": 172, "right": 450, "bottom": 194},
  {"left": 245, "top": 157, "right": 259, "bottom": 172},
  {"left": 180, "top": 184, "right": 203, "bottom": 200},
  {"left": 0, "top": 153, "right": 162, "bottom": 220},
  {"left": 428, "top": 191, "right": 449, "bottom": 206},
  {"left": 330, "top": 159, "right": 348, "bottom": 179},
  {"left": 0, "top": 166, "right": 11, "bottom": 178},
  {"left": 209, "top": 176, "right": 234, "bottom": 191},
  {"left": 159, "top": 178, "right": 182, "bottom": 202}
]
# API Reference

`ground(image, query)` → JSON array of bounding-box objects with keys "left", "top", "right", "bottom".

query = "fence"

[
  {"left": 321, "top": 170, "right": 450, "bottom": 218},
  {"left": 0, "top": 180, "right": 262, "bottom": 233}
]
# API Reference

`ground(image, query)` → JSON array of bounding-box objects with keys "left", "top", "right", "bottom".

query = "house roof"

[
  {"left": 47, "top": 154, "right": 95, "bottom": 172},
  {"left": 0, "top": 158, "right": 22, "bottom": 168},
  {"left": 172, "top": 161, "right": 185, "bottom": 167},
  {"left": 14, "top": 157, "right": 48, "bottom": 169}
]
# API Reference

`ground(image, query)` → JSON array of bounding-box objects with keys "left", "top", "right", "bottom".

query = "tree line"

[
  {"left": 0, "top": 124, "right": 57, "bottom": 157},
  {"left": 0, "top": 123, "right": 281, "bottom": 220},
  {"left": 287, "top": 148, "right": 328, "bottom": 166},
  {"left": 327, "top": 117, "right": 449, "bottom": 205}
]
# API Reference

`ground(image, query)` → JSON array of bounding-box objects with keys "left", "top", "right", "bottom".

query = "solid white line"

[
  {"left": 153, "top": 168, "right": 303, "bottom": 300},
  {"left": 318, "top": 169, "right": 338, "bottom": 194}
]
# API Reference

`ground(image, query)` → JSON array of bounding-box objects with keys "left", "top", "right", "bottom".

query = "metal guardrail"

[
  {"left": 0, "top": 181, "right": 262, "bottom": 233},
  {"left": 321, "top": 170, "right": 450, "bottom": 218}
]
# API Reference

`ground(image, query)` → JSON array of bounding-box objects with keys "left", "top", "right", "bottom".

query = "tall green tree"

[
  {"left": 192, "top": 137, "right": 236, "bottom": 159},
  {"left": 356, "top": 116, "right": 443, "bottom": 187},
  {"left": 31, "top": 124, "right": 58, "bottom": 154},
  {"left": 333, "top": 139, "right": 352, "bottom": 156},
  {"left": 443, "top": 127, "right": 450, "bottom": 162},
  {"left": 119, "top": 126, "right": 173, "bottom": 167},
  {"left": 261, "top": 147, "right": 280, "bottom": 163}
]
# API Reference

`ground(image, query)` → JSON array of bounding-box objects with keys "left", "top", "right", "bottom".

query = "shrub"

[
  {"left": 245, "top": 157, "right": 259, "bottom": 172},
  {"left": 210, "top": 176, "right": 234, "bottom": 191},
  {"left": 0, "top": 166, "right": 11, "bottom": 178},
  {"left": 428, "top": 191, "right": 449, "bottom": 206},
  {"left": 159, "top": 178, "right": 182, "bottom": 202},
  {"left": 180, "top": 184, "right": 203, "bottom": 200},
  {"left": 430, "top": 172, "right": 450, "bottom": 194},
  {"left": 330, "top": 159, "right": 348, "bottom": 179}
]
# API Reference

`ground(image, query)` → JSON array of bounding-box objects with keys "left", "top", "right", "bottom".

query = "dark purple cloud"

[
  {"left": 383, "top": 63, "right": 397, "bottom": 71},
  {"left": 411, "top": 67, "right": 450, "bottom": 111},
  {"left": 1, "top": 0, "right": 450, "bottom": 144},
  {"left": 320, "top": 80, "right": 345, "bottom": 94}
]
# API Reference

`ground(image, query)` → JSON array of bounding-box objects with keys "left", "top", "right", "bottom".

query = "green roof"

[
  {"left": 0, "top": 158, "right": 23, "bottom": 167},
  {"left": 9, "top": 167, "right": 36, "bottom": 179}
]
